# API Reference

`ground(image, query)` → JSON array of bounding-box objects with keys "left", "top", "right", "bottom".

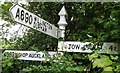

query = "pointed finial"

[
  {"left": 58, "top": 6, "right": 67, "bottom": 16},
  {"left": 58, "top": 6, "right": 67, "bottom": 26}
]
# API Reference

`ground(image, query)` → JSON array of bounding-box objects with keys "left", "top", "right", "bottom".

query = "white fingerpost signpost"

[{"left": 4, "top": 3, "right": 119, "bottom": 62}]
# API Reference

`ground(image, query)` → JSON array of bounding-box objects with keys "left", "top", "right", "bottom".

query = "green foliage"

[
  {"left": 92, "top": 55, "right": 113, "bottom": 68},
  {"left": 88, "top": 51, "right": 120, "bottom": 72},
  {"left": 2, "top": 52, "right": 85, "bottom": 72},
  {"left": 0, "top": 2, "right": 120, "bottom": 73}
]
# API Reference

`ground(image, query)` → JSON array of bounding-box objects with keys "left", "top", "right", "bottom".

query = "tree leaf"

[
  {"left": 110, "top": 55, "right": 118, "bottom": 60},
  {"left": 74, "top": 66, "right": 84, "bottom": 71},
  {"left": 103, "top": 67, "right": 113, "bottom": 71}
]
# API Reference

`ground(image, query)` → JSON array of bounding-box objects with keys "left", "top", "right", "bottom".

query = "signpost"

[
  {"left": 8, "top": 4, "right": 119, "bottom": 56},
  {"left": 4, "top": 50, "right": 64, "bottom": 61},
  {"left": 9, "top": 4, "right": 58, "bottom": 38}
]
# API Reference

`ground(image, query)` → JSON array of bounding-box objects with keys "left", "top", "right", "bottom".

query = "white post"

[
  {"left": 57, "top": 6, "right": 67, "bottom": 51},
  {"left": 57, "top": 6, "right": 67, "bottom": 40}
]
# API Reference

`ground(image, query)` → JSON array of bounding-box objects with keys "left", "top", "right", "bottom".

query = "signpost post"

[{"left": 9, "top": 4, "right": 58, "bottom": 38}]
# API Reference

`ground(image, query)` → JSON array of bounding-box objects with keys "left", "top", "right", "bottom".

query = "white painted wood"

[{"left": 58, "top": 41, "right": 119, "bottom": 53}]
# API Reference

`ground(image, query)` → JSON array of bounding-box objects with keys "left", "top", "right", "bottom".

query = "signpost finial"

[
  {"left": 57, "top": 6, "right": 68, "bottom": 39},
  {"left": 58, "top": 6, "right": 67, "bottom": 16}
]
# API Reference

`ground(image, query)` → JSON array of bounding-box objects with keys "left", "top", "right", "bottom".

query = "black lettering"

[
  {"left": 29, "top": 15, "right": 32, "bottom": 24},
  {"left": 39, "top": 19, "right": 42, "bottom": 29},
  {"left": 15, "top": 8, "right": 20, "bottom": 19},
  {"left": 29, "top": 53, "right": 41, "bottom": 58},
  {"left": 42, "top": 21, "right": 45, "bottom": 31},
  {"left": 22, "top": 53, "right": 27, "bottom": 57},
  {"left": 34, "top": 17, "right": 37, "bottom": 24},
  {"left": 25, "top": 53, "right": 28, "bottom": 57},
  {"left": 37, "top": 18, "right": 40, "bottom": 28},
  {"left": 19, "top": 53, "right": 25, "bottom": 57},
  {"left": 72, "top": 44, "right": 75, "bottom": 49},
  {"left": 37, "top": 54, "right": 41, "bottom": 58},
  {"left": 44, "top": 25, "right": 47, "bottom": 32},
  {"left": 38, "top": 22, "right": 41, "bottom": 29},
  {"left": 34, "top": 54, "right": 37, "bottom": 58},
  {"left": 33, "top": 17, "right": 37, "bottom": 28},
  {"left": 47, "top": 23, "right": 52, "bottom": 30},
  {"left": 40, "top": 23, "right": 43, "bottom": 29},
  {"left": 42, "top": 21, "right": 47, "bottom": 32},
  {"left": 38, "top": 18, "right": 43, "bottom": 31},
  {"left": 25, "top": 12, "right": 29, "bottom": 23},
  {"left": 36, "top": 18, "right": 39, "bottom": 29},
  {"left": 42, "top": 54, "right": 45, "bottom": 58},
  {"left": 29, "top": 54, "right": 33, "bottom": 58},
  {"left": 68, "top": 44, "right": 72, "bottom": 49},
  {"left": 76, "top": 45, "right": 80, "bottom": 49},
  {"left": 64, "top": 46, "right": 67, "bottom": 49},
  {"left": 21, "top": 10, "right": 24, "bottom": 21}
]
